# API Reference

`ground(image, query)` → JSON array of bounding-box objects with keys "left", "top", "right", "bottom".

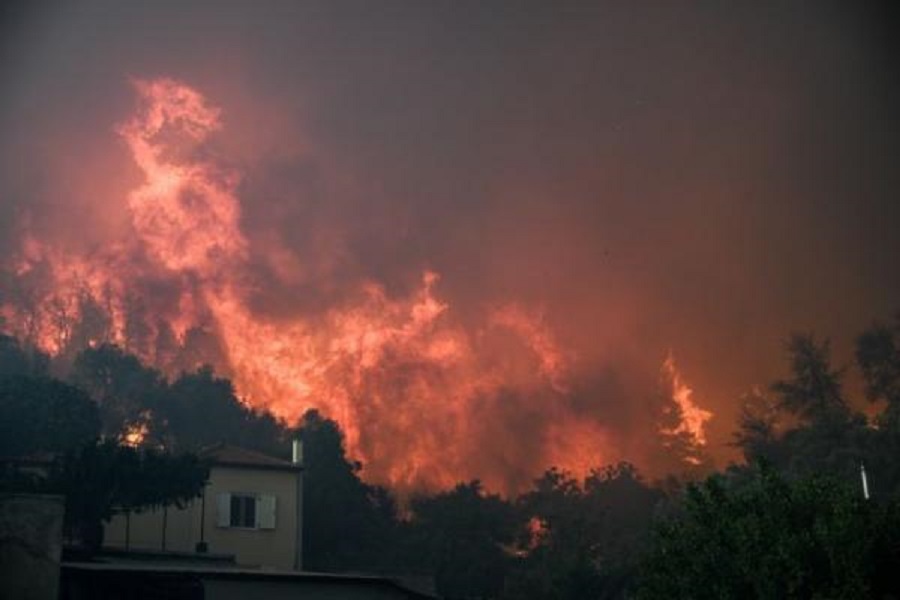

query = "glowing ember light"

[
  {"left": 520, "top": 516, "right": 550, "bottom": 555},
  {"left": 121, "top": 421, "right": 149, "bottom": 447}
]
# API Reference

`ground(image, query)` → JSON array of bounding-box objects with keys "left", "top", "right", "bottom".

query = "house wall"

[{"left": 104, "top": 466, "right": 299, "bottom": 570}]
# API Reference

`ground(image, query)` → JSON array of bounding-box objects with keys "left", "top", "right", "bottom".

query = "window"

[
  {"left": 230, "top": 494, "right": 256, "bottom": 528},
  {"left": 216, "top": 493, "right": 277, "bottom": 530}
]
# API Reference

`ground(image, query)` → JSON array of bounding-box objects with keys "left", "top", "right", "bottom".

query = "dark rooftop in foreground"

[{"left": 61, "top": 559, "right": 438, "bottom": 599}]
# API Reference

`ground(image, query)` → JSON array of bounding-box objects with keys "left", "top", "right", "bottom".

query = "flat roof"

[{"left": 62, "top": 562, "right": 436, "bottom": 598}]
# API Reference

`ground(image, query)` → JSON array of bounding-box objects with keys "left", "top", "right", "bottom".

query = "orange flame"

[
  {"left": 121, "top": 421, "right": 150, "bottom": 448},
  {"left": 524, "top": 516, "right": 550, "bottom": 553},
  {"left": 0, "top": 77, "right": 618, "bottom": 493},
  {"left": 660, "top": 352, "right": 712, "bottom": 462}
]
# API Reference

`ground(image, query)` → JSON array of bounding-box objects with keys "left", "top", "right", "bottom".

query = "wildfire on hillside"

[{"left": 0, "top": 78, "right": 711, "bottom": 493}]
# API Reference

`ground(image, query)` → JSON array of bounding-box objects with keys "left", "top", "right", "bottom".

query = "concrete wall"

[
  {"left": 0, "top": 493, "right": 65, "bottom": 600},
  {"left": 105, "top": 465, "right": 299, "bottom": 569}
]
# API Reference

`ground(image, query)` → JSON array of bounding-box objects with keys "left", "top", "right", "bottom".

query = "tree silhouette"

[
  {"left": 50, "top": 441, "right": 208, "bottom": 551},
  {"left": 506, "top": 464, "right": 660, "bottom": 600},
  {"left": 404, "top": 480, "right": 517, "bottom": 599},
  {"left": 296, "top": 410, "right": 399, "bottom": 571},
  {"left": 0, "top": 375, "right": 100, "bottom": 456},
  {"left": 0, "top": 333, "right": 48, "bottom": 379},
  {"left": 156, "top": 365, "right": 288, "bottom": 456},
  {"left": 71, "top": 344, "right": 166, "bottom": 445},
  {"left": 771, "top": 333, "right": 848, "bottom": 424},
  {"left": 856, "top": 316, "right": 900, "bottom": 497},
  {"left": 733, "top": 387, "right": 784, "bottom": 464},
  {"left": 857, "top": 316, "right": 900, "bottom": 424}
]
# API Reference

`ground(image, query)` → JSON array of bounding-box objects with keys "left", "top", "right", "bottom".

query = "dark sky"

[{"left": 1, "top": 1, "right": 898, "bottom": 473}]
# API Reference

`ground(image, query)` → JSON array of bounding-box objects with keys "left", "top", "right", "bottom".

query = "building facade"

[{"left": 104, "top": 444, "right": 303, "bottom": 570}]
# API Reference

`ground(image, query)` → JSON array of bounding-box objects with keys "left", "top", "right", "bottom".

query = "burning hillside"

[{"left": 0, "top": 78, "right": 709, "bottom": 493}]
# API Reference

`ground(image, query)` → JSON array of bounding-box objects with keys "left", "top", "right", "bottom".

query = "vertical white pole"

[
  {"left": 292, "top": 439, "right": 304, "bottom": 570},
  {"left": 860, "top": 462, "right": 870, "bottom": 500},
  {"left": 292, "top": 439, "right": 303, "bottom": 465}
]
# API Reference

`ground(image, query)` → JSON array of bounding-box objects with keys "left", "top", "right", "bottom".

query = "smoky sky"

[{"left": 1, "top": 0, "right": 899, "bottom": 463}]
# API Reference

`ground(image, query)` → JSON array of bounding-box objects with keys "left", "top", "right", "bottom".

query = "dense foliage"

[
  {"left": 638, "top": 465, "right": 900, "bottom": 598},
  {"left": 0, "top": 335, "right": 209, "bottom": 551},
  {"left": 3, "top": 314, "right": 900, "bottom": 597}
]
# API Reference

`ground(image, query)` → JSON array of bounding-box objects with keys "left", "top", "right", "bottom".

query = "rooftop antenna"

[{"left": 860, "top": 462, "right": 870, "bottom": 500}]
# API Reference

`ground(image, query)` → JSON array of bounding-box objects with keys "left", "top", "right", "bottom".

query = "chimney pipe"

[
  {"left": 292, "top": 439, "right": 303, "bottom": 466},
  {"left": 292, "top": 438, "right": 304, "bottom": 571}
]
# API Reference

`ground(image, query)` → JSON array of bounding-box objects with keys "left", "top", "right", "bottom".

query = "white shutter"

[
  {"left": 257, "top": 495, "right": 277, "bottom": 530},
  {"left": 216, "top": 493, "right": 232, "bottom": 528}
]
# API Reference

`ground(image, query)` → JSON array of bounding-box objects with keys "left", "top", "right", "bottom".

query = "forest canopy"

[{"left": 3, "top": 314, "right": 900, "bottom": 598}]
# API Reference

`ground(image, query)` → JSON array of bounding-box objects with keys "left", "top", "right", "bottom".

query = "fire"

[
  {"left": 1, "top": 77, "right": 698, "bottom": 493},
  {"left": 121, "top": 421, "right": 149, "bottom": 448},
  {"left": 659, "top": 352, "right": 712, "bottom": 462},
  {"left": 522, "top": 516, "right": 550, "bottom": 554},
  {"left": 119, "top": 78, "right": 246, "bottom": 273}
]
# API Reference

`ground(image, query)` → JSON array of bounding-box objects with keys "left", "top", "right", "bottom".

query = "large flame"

[
  {"left": 659, "top": 352, "right": 712, "bottom": 463},
  {"left": 0, "top": 78, "right": 712, "bottom": 493}
]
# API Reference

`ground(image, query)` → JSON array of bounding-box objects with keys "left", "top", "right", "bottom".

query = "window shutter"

[
  {"left": 216, "top": 493, "right": 232, "bottom": 527},
  {"left": 257, "top": 495, "right": 277, "bottom": 530}
]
